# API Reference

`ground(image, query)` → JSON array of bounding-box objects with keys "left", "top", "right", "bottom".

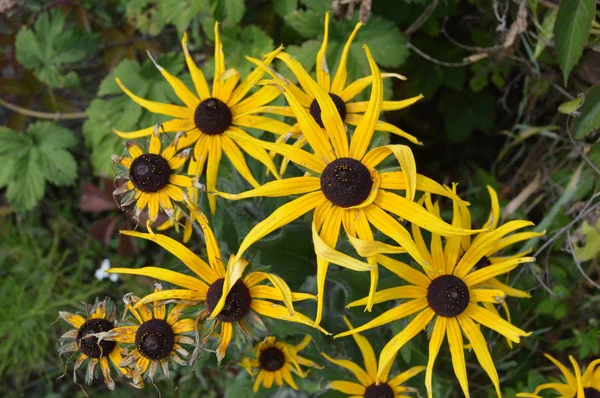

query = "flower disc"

[
  {"left": 309, "top": 93, "right": 347, "bottom": 128},
  {"left": 194, "top": 97, "right": 232, "bottom": 135},
  {"left": 259, "top": 346, "right": 285, "bottom": 372},
  {"left": 585, "top": 388, "right": 600, "bottom": 398},
  {"left": 427, "top": 275, "right": 470, "bottom": 318},
  {"left": 320, "top": 157, "right": 373, "bottom": 207},
  {"left": 130, "top": 154, "right": 171, "bottom": 193},
  {"left": 135, "top": 319, "right": 175, "bottom": 360},
  {"left": 206, "top": 278, "right": 252, "bottom": 322},
  {"left": 76, "top": 318, "right": 117, "bottom": 358},
  {"left": 364, "top": 382, "right": 394, "bottom": 398}
]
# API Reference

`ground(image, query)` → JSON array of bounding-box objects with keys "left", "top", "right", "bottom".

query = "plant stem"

[{"left": 0, "top": 98, "right": 88, "bottom": 120}]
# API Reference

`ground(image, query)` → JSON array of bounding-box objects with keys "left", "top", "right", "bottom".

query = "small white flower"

[{"left": 95, "top": 259, "right": 119, "bottom": 282}]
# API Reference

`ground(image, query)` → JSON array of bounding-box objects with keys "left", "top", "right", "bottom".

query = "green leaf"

[
  {"left": 27, "top": 121, "right": 77, "bottom": 150},
  {"left": 223, "top": 0, "right": 245, "bottom": 24},
  {"left": 5, "top": 149, "right": 46, "bottom": 212},
  {"left": 300, "top": 0, "right": 331, "bottom": 12},
  {"left": 573, "top": 84, "right": 600, "bottom": 138},
  {"left": 15, "top": 10, "right": 97, "bottom": 88},
  {"left": 274, "top": 0, "right": 298, "bottom": 16},
  {"left": 285, "top": 9, "right": 324, "bottom": 39},
  {"left": 287, "top": 40, "right": 321, "bottom": 71},
  {"left": 356, "top": 17, "right": 408, "bottom": 68},
  {"left": 554, "top": 0, "right": 595, "bottom": 85}
]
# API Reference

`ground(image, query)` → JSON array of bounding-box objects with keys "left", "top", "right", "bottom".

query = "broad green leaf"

[
  {"left": 287, "top": 40, "right": 321, "bottom": 72},
  {"left": 300, "top": 0, "right": 331, "bottom": 12},
  {"left": 27, "top": 122, "right": 77, "bottom": 150},
  {"left": 554, "top": 0, "right": 595, "bottom": 85},
  {"left": 157, "top": 0, "right": 206, "bottom": 33},
  {"left": 5, "top": 149, "right": 45, "bottom": 212},
  {"left": 0, "top": 127, "right": 30, "bottom": 157},
  {"left": 37, "top": 149, "right": 77, "bottom": 186},
  {"left": 356, "top": 17, "right": 408, "bottom": 68},
  {"left": 573, "top": 84, "right": 600, "bottom": 138},
  {"left": 223, "top": 0, "right": 245, "bottom": 25},
  {"left": 15, "top": 10, "right": 97, "bottom": 88},
  {"left": 274, "top": 0, "right": 298, "bottom": 16},
  {"left": 285, "top": 9, "right": 324, "bottom": 39}
]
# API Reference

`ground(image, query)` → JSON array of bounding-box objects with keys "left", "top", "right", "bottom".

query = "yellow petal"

[
  {"left": 424, "top": 316, "right": 446, "bottom": 398},
  {"left": 118, "top": 230, "right": 217, "bottom": 283},
  {"left": 233, "top": 113, "right": 292, "bottom": 136},
  {"left": 212, "top": 21, "right": 225, "bottom": 99},
  {"left": 328, "top": 381, "right": 366, "bottom": 395},
  {"left": 216, "top": 322, "right": 233, "bottom": 363},
  {"left": 458, "top": 314, "right": 501, "bottom": 397},
  {"left": 466, "top": 303, "right": 531, "bottom": 343},
  {"left": 59, "top": 312, "right": 86, "bottom": 328},
  {"left": 376, "top": 254, "right": 431, "bottom": 288},
  {"left": 447, "top": 317, "right": 470, "bottom": 397},
  {"left": 488, "top": 230, "right": 546, "bottom": 256},
  {"left": 217, "top": 68, "right": 240, "bottom": 104},
  {"left": 484, "top": 185, "right": 501, "bottom": 229},
  {"left": 114, "top": 119, "right": 196, "bottom": 139},
  {"left": 345, "top": 114, "right": 421, "bottom": 145},
  {"left": 116, "top": 77, "right": 193, "bottom": 118},
  {"left": 147, "top": 50, "right": 200, "bottom": 108},
  {"left": 544, "top": 353, "right": 577, "bottom": 389},
  {"left": 221, "top": 134, "right": 260, "bottom": 187},
  {"left": 249, "top": 271, "right": 296, "bottom": 315},
  {"left": 251, "top": 300, "right": 321, "bottom": 330},
  {"left": 109, "top": 266, "right": 208, "bottom": 292},
  {"left": 231, "top": 85, "right": 282, "bottom": 116},
  {"left": 315, "top": 12, "right": 331, "bottom": 91},
  {"left": 197, "top": 220, "right": 225, "bottom": 278},
  {"left": 182, "top": 32, "right": 210, "bottom": 100},
  {"left": 469, "top": 288, "right": 507, "bottom": 303},
  {"left": 375, "top": 308, "right": 435, "bottom": 381},
  {"left": 169, "top": 175, "right": 193, "bottom": 188},
  {"left": 362, "top": 145, "right": 417, "bottom": 201},
  {"left": 388, "top": 365, "right": 425, "bottom": 389},
  {"left": 347, "top": 286, "right": 427, "bottom": 308},
  {"left": 486, "top": 278, "right": 531, "bottom": 298},
  {"left": 346, "top": 94, "right": 423, "bottom": 113},
  {"left": 225, "top": 127, "right": 280, "bottom": 178},
  {"left": 463, "top": 257, "right": 535, "bottom": 287},
  {"left": 340, "top": 73, "right": 407, "bottom": 103},
  {"left": 249, "top": 285, "right": 315, "bottom": 302},
  {"left": 331, "top": 20, "right": 363, "bottom": 94},
  {"left": 322, "top": 353, "right": 371, "bottom": 385},
  {"left": 172, "top": 318, "right": 195, "bottom": 334},
  {"left": 348, "top": 234, "right": 406, "bottom": 257},
  {"left": 213, "top": 176, "right": 320, "bottom": 200},
  {"left": 206, "top": 135, "right": 222, "bottom": 214},
  {"left": 342, "top": 317, "right": 378, "bottom": 381},
  {"left": 349, "top": 45, "right": 382, "bottom": 160}
]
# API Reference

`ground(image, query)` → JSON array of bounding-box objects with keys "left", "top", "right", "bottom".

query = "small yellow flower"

[
  {"left": 323, "top": 317, "right": 424, "bottom": 398},
  {"left": 517, "top": 354, "right": 600, "bottom": 398},
  {"left": 108, "top": 219, "right": 323, "bottom": 362},
  {"left": 99, "top": 286, "right": 196, "bottom": 388},
  {"left": 58, "top": 299, "right": 128, "bottom": 390},
  {"left": 114, "top": 21, "right": 290, "bottom": 214},
  {"left": 112, "top": 125, "right": 194, "bottom": 223},
  {"left": 240, "top": 336, "right": 321, "bottom": 392}
]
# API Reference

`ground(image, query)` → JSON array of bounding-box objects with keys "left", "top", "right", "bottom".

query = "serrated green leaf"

[
  {"left": 98, "top": 60, "right": 143, "bottom": 96},
  {"left": 573, "top": 84, "right": 600, "bottom": 138},
  {"left": 554, "top": 0, "right": 595, "bottom": 85},
  {"left": 37, "top": 149, "right": 77, "bottom": 186},
  {"left": 157, "top": 0, "right": 206, "bottom": 33},
  {"left": 223, "top": 0, "right": 245, "bottom": 24},
  {"left": 300, "top": 0, "right": 331, "bottom": 12},
  {"left": 356, "top": 17, "right": 408, "bottom": 68},
  {"left": 5, "top": 149, "right": 46, "bottom": 212},
  {"left": 274, "top": 0, "right": 298, "bottom": 16},
  {"left": 0, "top": 127, "right": 30, "bottom": 157},
  {"left": 27, "top": 122, "right": 77, "bottom": 150},
  {"left": 15, "top": 10, "right": 97, "bottom": 88},
  {"left": 285, "top": 9, "right": 324, "bottom": 39},
  {"left": 287, "top": 40, "right": 321, "bottom": 71}
]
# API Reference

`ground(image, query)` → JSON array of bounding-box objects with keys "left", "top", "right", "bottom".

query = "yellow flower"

[
  {"left": 99, "top": 287, "right": 196, "bottom": 388},
  {"left": 516, "top": 354, "right": 600, "bottom": 398},
  {"left": 212, "top": 44, "right": 479, "bottom": 326},
  {"left": 114, "top": 22, "right": 289, "bottom": 213},
  {"left": 240, "top": 336, "right": 321, "bottom": 392},
  {"left": 458, "top": 185, "right": 545, "bottom": 348},
  {"left": 58, "top": 299, "right": 128, "bottom": 390},
  {"left": 112, "top": 125, "right": 194, "bottom": 223},
  {"left": 323, "top": 317, "right": 424, "bottom": 398},
  {"left": 263, "top": 12, "right": 422, "bottom": 175},
  {"left": 337, "top": 194, "right": 536, "bottom": 397},
  {"left": 108, "top": 219, "right": 322, "bottom": 362}
]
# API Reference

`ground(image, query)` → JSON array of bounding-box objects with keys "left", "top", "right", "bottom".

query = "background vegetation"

[{"left": 0, "top": 0, "right": 599, "bottom": 397}]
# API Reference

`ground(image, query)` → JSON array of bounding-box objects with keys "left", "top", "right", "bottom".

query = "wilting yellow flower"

[
  {"left": 517, "top": 354, "right": 600, "bottom": 398},
  {"left": 58, "top": 299, "right": 128, "bottom": 390},
  {"left": 263, "top": 12, "right": 422, "bottom": 175},
  {"left": 458, "top": 185, "right": 545, "bottom": 347},
  {"left": 109, "top": 219, "right": 321, "bottom": 362},
  {"left": 114, "top": 22, "right": 289, "bottom": 213},
  {"left": 99, "top": 287, "right": 196, "bottom": 388},
  {"left": 240, "top": 336, "right": 320, "bottom": 392},
  {"left": 323, "top": 317, "right": 424, "bottom": 397},
  {"left": 337, "top": 194, "right": 536, "bottom": 397},
  {"left": 112, "top": 125, "right": 194, "bottom": 223},
  {"left": 212, "top": 44, "right": 478, "bottom": 326}
]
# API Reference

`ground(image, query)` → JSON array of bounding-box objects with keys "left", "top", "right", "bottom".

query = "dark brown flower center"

[
  {"left": 135, "top": 319, "right": 175, "bottom": 360},
  {"left": 320, "top": 157, "right": 373, "bottom": 207},
  {"left": 194, "top": 97, "right": 232, "bottom": 135},
  {"left": 427, "top": 275, "right": 470, "bottom": 317},
  {"left": 364, "top": 382, "right": 394, "bottom": 398},
  {"left": 76, "top": 318, "right": 116, "bottom": 358},
  {"left": 309, "top": 93, "right": 347, "bottom": 128},
  {"left": 206, "top": 278, "right": 252, "bottom": 322},
  {"left": 585, "top": 388, "right": 600, "bottom": 398},
  {"left": 130, "top": 153, "right": 171, "bottom": 193},
  {"left": 259, "top": 346, "right": 285, "bottom": 372}
]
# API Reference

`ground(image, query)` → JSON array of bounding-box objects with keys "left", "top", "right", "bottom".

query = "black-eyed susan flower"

[
  {"left": 262, "top": 12, "right": 422, "bottom": 175},
  {"left": 113, "top": 22, "right": 289, "bottom": 214},
  {"left": 212, "top": 44, "right": 480, "bottom": 325},
  {"left": 323, "top": 317, "right": 424, "bottom": 398},
  {"left": 240, "top": 336, "right": 321, "bottom": 392},
  {"left": 58, "top": 298, "right": 128, "bottom": 390},
  {"left": 517, "top": 354, "right": 600, "bottom": 398},
  {"left": 457, "top": 186, "right": 545, "bottom": 347},
  {"left": 112, "top": 125, "right": 194, "bottom": 224},
  {"left": 108, "top": 219, "right": 321, "bottom": 362},
  {"left": 99, "top": 287, "right": 196, "bottom": 388},
  {"left": 337, "top": 194, "right": 536, "bottom": 397}
]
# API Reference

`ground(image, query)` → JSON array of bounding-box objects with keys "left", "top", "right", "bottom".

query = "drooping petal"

[
  {"left": 447, "top": 317, "right": 470, "bottom": 397},
  {"left": 345, "top": 114, "right": 421, "bottom": 145},
  {"left": 340, "top": 73, "right": 406, "bottom": 103},
  {"left": 425, "top": 316, "right": 447, "bottom": 398},
  {"left": 331, "top": 21, "right": 363, "bottom": 94},
  {"left": 315, "top": 12, "right": 331, "bottom": 91},
  {"left": 216, "top": 322, "right": 233, "bottom": 363},
  {"left": 347, "top": 286, "right": 427, "bottom": 308},
  {"left": 108, "top": 267, "right": 208, "bottom": 292},
  {"left": 182, "top": 32, "right": 210, "bottom": 100},
  {"left": 114, "top": 119, "right": 196, "bottom": 139},
  {"left": 116, "top": 78, "right": 194, "bottom": 118},
  {"left": 346, "top": 94, "right": 424, "bottom": 113},
  {"left": 221, "top": 134, "right": 260, "bottom": 188},
  {"left": 213, "top": 176, "right": 320, "bottom": 200},
  {"left": 463, "top": 257, "right": 535, "bottom": 287},
  {"left": 206, "top": 135, "right": 222, "bottom": 214},
  {"left": 225, "top": 127, "right": 280, "bottom": 178},
  {"left": 251, "top": 300, "right": 322, "bottom": 330},
  {"left": 466, "top": 303, "right": 531, "bottom": 343},
  {"left": 147, "top": 50, "right": 200, "bottom": 108},
  {"left": 342, "top": 317, "right": 378, "bottom": 381},
  {"left": 322, "top": 353, "right": 371, "bottom": 386},
  {"left": 376, "top": 255, "right": 432, "bottom": 288}
]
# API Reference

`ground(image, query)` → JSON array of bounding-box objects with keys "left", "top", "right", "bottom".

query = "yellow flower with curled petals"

[
  {"left": 58, "top": 299, "right": 129, "bottom": 390},
  {"left": 240, "top": 336, "right": 321, "bottom": 392},
  {"left": 108, "top": 218, "right": 322, "bottom": 362},
  {"left": 338, "top": 194, "right": 536, "bottom": 397},
  {"left": 517, "top": 354, "right": 600, "bottom": 398},
  {"left": 99, "top": 287, "right": 196, "bottom": 388},
  {"left": 114, "top": 22, "right": 290, "bottom": 213},
  {"left": 262, "top": 12, "right": 423, "bottom": 175},
  {"left": 323, "top": 317, "right": 424, "bottom": 398},
  {"left": 211, "top": 44, "right": 481, "bottom": 326}
]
